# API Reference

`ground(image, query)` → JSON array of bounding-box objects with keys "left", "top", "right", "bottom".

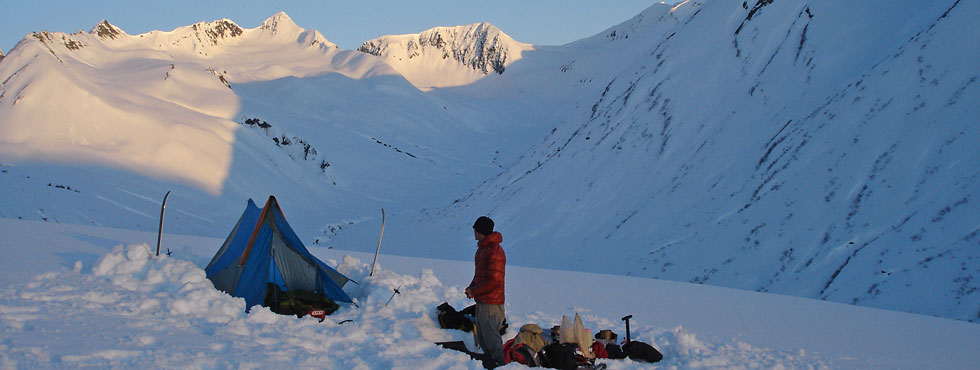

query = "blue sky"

[{"left": 2, "top": 1, "right": 660, "bottom": 53}]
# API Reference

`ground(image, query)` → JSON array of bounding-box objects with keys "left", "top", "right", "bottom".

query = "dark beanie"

[{"left": 473, "top": 216, "right": 494, "bottom": 236}]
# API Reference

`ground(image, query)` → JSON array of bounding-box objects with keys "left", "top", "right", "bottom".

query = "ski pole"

[{"left": 370, "top": 208, "right": 385, "bottom": 276}]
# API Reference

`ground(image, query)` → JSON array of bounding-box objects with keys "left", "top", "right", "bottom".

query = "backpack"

[
  {"left": 593, "top": 329, "right": 623, "bottom": 359},
  {"left": 504, "top": 338, "right": 543, "bottom": 367},
  {"left": 436, "top": 302, "right": 474, "bottom": 332},
  {"left": 622, "top": 341, "right": 663, "bottom": 363},
  {"left": 539, "top": 342, "right": 595, "bottom": 370},
  {"left": 604, "top": 343, "right": 627, "bottom": 360},
  {"left": 590, "top": 342, "right": 608, "bottom": 359},
  {"left": 459, "top": 304, "right": 509, "bottom": 335},
  {"left": 264, "top": 284, "right": 339, "bottom": 319}
]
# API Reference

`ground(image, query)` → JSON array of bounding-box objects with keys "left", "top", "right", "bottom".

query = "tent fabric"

[
  {"left": 205, "top": 196, "right": 353, "bottom": 310},
  {"left": 205, "top": 199, "right": 262, "bottom": 291}
]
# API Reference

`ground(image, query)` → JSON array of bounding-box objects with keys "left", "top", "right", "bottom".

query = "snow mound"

[{"left": 0, "top": 243, "right": 831, "bottom": 368}]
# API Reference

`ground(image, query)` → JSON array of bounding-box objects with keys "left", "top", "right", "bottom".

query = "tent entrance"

[{"left": 206, "top": 196, "right": 352, "bottom": 315}]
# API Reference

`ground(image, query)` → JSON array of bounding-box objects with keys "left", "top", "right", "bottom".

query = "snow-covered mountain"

[
  {"left": 1, "top": 0, "right": 977, "bottom": 326},
  {"left": 0, "top": 12, "right": 542, "bottom": 242},
  {"left": 358, "top": 22, "right": 532, "bottom": 89},
  {"left": 381, "top": 0, "right": 977, "bottom": 322}
]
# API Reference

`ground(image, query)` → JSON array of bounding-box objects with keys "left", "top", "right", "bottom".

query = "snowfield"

[{"left": 1, "top": 218, "right": 978, "bottom": 369}]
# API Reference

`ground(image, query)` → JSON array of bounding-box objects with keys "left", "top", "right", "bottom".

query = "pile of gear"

[
  {"left": 435, "top": 303, "right": 662, "bottom": 369},
  {"left": 263, "top": 283, "right": 339, "bottom": 320}
]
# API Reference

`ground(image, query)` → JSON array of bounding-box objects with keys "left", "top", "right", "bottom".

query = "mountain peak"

[
  {"left": 260, "top": 12, "right": 300, "bottom": 35},
  {"left": 90, "top": 20, "right": 125, "bottom": 40},
  {"left": 358, "top": 22, "right": 532, "bottom": 88},
  {"left": 190, "top": 19, "right": 244, "bottom": 45}
]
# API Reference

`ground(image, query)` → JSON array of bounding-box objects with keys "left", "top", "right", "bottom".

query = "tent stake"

[
  {"left": 385, "top": 286, "right": 401, "bottom": 306},
  {"left": 156, "top": 190, "right": 171, "bottom": 256},
  {"left": 370, "top": 208, "right": 385, "bottom": 276}
]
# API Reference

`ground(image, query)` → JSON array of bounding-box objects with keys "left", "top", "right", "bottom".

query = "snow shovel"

[{"left": 621, "top": 314, "right": 633, "bottom": 343}]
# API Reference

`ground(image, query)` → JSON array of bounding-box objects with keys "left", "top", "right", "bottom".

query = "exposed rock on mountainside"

[
  {"left": 91, "top": 20, "right": 124, "bottom": 40},
  {"left": 239, "top": 117, "right": 335, "bottom": 183},
  {"left": 192, "top": 20, "right": 243, "bottom": 46},
  {"left": 359, "top": 23, "right": 509, "bottom": 74},
  {"left": 358, "top": 22, "right": 532, "bottom": 88}
]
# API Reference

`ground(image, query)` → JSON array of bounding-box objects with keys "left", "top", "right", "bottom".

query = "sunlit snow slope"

[{"left": 0, "top": 12, "right": 544, "bottom": 241}]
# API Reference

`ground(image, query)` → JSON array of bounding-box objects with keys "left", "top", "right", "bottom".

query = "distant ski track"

[{"left": 93, "top": 195, "right": 154, "bottom": 220}]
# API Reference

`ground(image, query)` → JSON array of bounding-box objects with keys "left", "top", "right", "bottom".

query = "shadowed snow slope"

[{"left": 331, "top": 0, "right": 980, "bottom": 323}]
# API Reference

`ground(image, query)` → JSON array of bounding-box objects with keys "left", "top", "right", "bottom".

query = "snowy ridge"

[
  {"left": 358, "top": 22, "right": 532, "bottom": 89},
  {"left": 568, "top": 2, "right": 683, "bottom": 46},
  {"left": 421, "top": 0, "right": 980, "bottom": 322},
  {"left": 0, "top": 26, "right": 242, "bottom": 194},
  {"left": 255, "top": 12, "right": 337, "bottom": 50},
  {"left": 90, "top": 18, "right": 246, "bottom": 57}
]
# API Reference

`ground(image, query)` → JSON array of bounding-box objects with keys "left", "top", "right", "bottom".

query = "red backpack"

[
  {"left": 503, "top": 338, "right": 543, "bottom": 367},
  {"left": 591, "top": 341, "right": 609, "bottom": 358}
]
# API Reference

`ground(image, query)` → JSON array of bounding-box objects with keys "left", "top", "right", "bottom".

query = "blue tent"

[{"left": 205, "top": 196, "right": 353, "bottom": 310}]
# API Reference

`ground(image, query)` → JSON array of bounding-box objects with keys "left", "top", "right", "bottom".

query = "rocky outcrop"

[
  {"left": 191, "top": 19, "right": 244, "bottom": 46},
  {"left": 91, "top": 20, "right": 124, "bottom": 40},
  {"left": 359, "top": 22, "right": 529, "bottom": 75}
]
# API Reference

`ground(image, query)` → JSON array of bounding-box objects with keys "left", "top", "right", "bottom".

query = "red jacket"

[{"left": 468, "top": 231, "right": 505, "bottom": 305}]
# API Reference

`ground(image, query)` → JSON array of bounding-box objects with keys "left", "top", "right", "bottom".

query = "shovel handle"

[{"left": 621, "top": 315, "right": 633, "bottom": 343}]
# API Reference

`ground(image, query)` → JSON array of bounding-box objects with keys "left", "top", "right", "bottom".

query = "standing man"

[{"left": 465, "top": 216, "right": 506, "bottom": 367}]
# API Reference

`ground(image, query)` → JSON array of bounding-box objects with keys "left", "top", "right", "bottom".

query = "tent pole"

[
  {"left": 156, "top": 190, "right": 171, "bottom": 256},
  {"left": 370, "top": 208, "right": 385, "bottom": 276}
]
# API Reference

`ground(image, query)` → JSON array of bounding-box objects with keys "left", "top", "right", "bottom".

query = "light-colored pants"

[{"left": 474, "top": 302, "right": 505, "bottom": 365}]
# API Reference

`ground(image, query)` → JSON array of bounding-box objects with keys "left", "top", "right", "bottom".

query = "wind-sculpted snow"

[
  {"left": 0, "top": 225, "right": 850, "bottom": 369},
  {"left": 5, "top": 219, "right": 980, "bottom": 368},
  {"left": 0, "top": 242, "right": 820, "bottom": 368}
]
